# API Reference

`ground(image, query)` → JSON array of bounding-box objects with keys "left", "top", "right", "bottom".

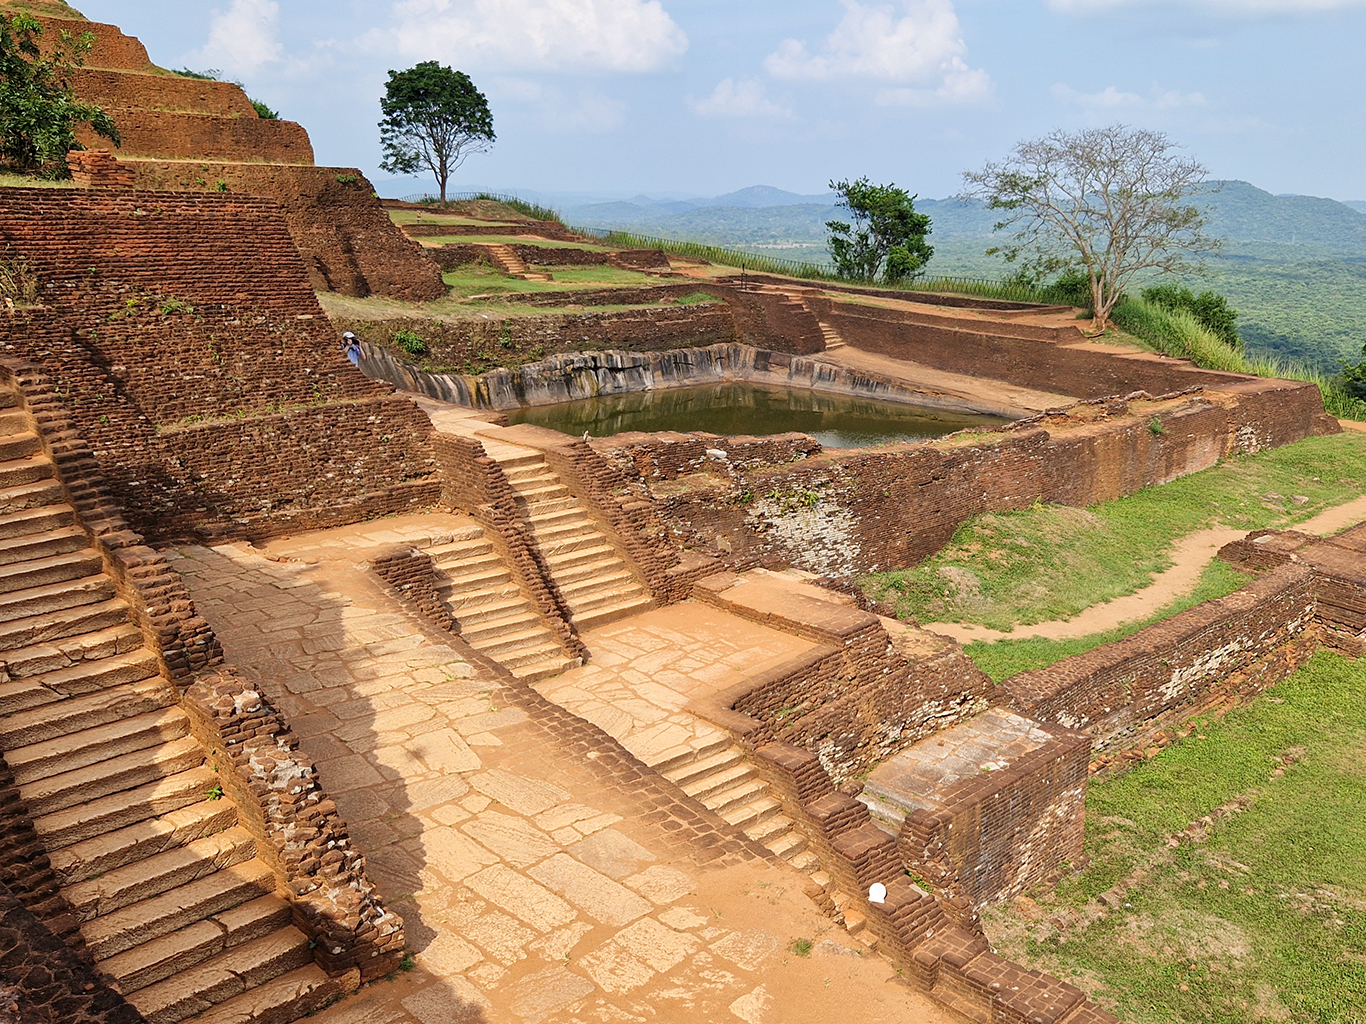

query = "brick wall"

[
  {"left": 1005, "top": 564, "right": 1319, "bottom": 754},
  {"left": 593, "top": 430, "right": 820, "bottom": 482},
  {"left": 126, "top": 164, "right": 445, "bottom": 301},
  {"left": 0, "top": 189, "right": 441, "bottom": 542},
  {"left": 812, "top": 298, "right": 1254, "bottom": 400},
  {"left": 897, "top": 727, "right": 1090, "bottom": 906},
  {"left": 653, "top": 383, "right": 1330, "bottom": 576},
  {"left": 76, "top": 109, "right": 315, "bottom": 164},
  {"left": 28, "top": 16, "right": 153, "bottom": 71},
  {"left": 69, "top": 68, "right": 257, "bottom": 116}
]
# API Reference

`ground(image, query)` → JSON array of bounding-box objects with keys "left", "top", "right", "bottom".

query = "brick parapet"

[
  {"left": 751, "top": 741, "right": 1119, "bottom": 1024},
  {"left": 431, "top": 244, "right": 671, "bottom": 272},
  {"left": 180, "top": 668, "right": 401, "bottom": 983},
  {"left": 370, "top": 548, "right": 456, "bottom": 631},
  {"left": 431, "top": 432, "right": 586, "bottom": 660},
  {"left": 592, "top": 429, "right": 820, "bottom": 483},
  {"left": 1005, "top": 564, "right": 1318, "bottom": 751},
  {"left": 0, "top": 879, "right": 142, "bottom": 1024}
]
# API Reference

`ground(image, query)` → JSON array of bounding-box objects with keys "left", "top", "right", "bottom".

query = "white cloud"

[
  {"left": 1049, "top": 0, "right": 1366, "bottom": 14},
  {"left": 1052, "top": 82, "right": 1207, "bottom": 110},
  {"left": 191, "top": 0, "right": 283, "bottom": 75},
  {"left": 762, "top": 0, "right": 991, "bottom": 102},
  {"left": 688, "top": 78, "right": 796, "bottom": 120},
  {"left": 388, "top": 0, "right": 688, "bottom": 73}
]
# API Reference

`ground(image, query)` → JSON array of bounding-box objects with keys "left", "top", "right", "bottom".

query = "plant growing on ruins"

[
  {"left": 0, "top": 251, "right": 39, "bottom": 306},
  {"left": 393, "top": 328, "right": 428, "bottom": 356},
  {"left": 825, "top": 177, "right": 933, "bottom": 284},
  {"left": 962, "top": 124, "right": 1218, "bottom": 334},
  {"left": 379, "top": 62, "right": 495, "bottom": 204},
  {"left": 0, "top": 14, "right": 119, "bottom": 177}
]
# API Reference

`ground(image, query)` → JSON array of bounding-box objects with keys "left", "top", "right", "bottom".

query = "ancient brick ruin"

[{"left": 0, "top": 6, "right": 1359, "bottom": 1023}]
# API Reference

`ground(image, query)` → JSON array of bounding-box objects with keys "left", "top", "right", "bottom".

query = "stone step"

[
  {"left": 562, "top": 579, "right": 647, "bottom": 613},
  {"left": 125, "top": 924, "right": 314, "bottom": 1024},
  {"left": 790, "top": 850, "right": 822, "bottom": 873},
  {"left": 34, "top": 765, "right": 220, "bottom": 850},
  {"left": 0, "top": 674, "right": 173, "bottom": 750},
  {"left": 7, "top": 706, "right": 192, "bottom": 786},
  {"left": 532, "top": 518, "right": 599, "bottom": 543},
  {"left": 101, "top": 894, "right": 293, "bottom": 996},
  {"left": 427, "top": 537, "right": 494, "bottom": 563},
  {"left": 0, "top": 572, "right": 115, "bottom": 625},
  {"left": 743, "top": 812, "right": 794, "bottom": 845},
  {"left": 542, "top": 544, "right": 617, "bottom": 573},
  {"left": 439, "top": 565, "right": 513, "bottom": 598},
  {"left": 722, "top": 795, "right": 783, "bottom": 832},
  {"left": 461, "top": 608, "right": 544, "bottom": 644},
  {"left": 0, "top": 431, "right": 40, "bottom": 463},
  {"left": 502, "top": 461, "right": 549, "bottom": 482},
  {"left": 571, "top": 595, "right": 655, "bottom": 631},
  {"left": 485, "top": 450, "right": 543, "bottom": 470},
  {"left": 514, "top": 483, "right": 572, "bottom": 504},
  {"left": 0, "top": 477, "right": 63, "bottom": 516},
  {"left": 66, "top": 825, "right": 256, "bottom": 922},
  {"left": 0, "top": 454, "right": 55, "bottom": 492},
  {"left": 0, "top": 596, "right": 131, "bottom": 654},
  {"left": 0, "top": 648, "right": 162, "bottom": 719},
  {"left": 182, "top": 963, "right": 343, "bottom": 1024},
  {"left": 765, "top": 829, "right": 809, "bottom": 861},
  {"left": 0, "top": 502, "right": 75, "bottom": 540},
  {"left": 4, "top": 621, "right": 146, "bottom": 680},
  {"left": 0, "top": 546, "right": 101, "bottom": 594},
  {"left": 49, "top": 798, "right": 237, "bottom": 886},
  {"left": 26, "top": 732, "right": 203, "bottom": 819},
  {"left": 510, "top": 656, "right": 578, "bottom": 682},
  {"left": 650, "top": 736, "right": 733, "bottom": 774},
  {"left": 468, "top": 623, "right": 557, "bottom": 658},
  {"left": 663, "top": 747, "right": 745, "bottom": 789},
  {"left": 683, "top": 764, "right": 759, "bottom": 802},
  {"left": 452, "top": 595, "right": 532, "bottom": 627},
  {"left": 527, "top": 506, "right": 592, "bottom": 529},
  {"left": 0, "top": 525, "right": 89, "bottom": 566},
  {"left": 0, "top": 410, "right": 27, "bottom": 434},
  {"left": 82, "top": 857, "right": 279, "bottom": 962},
  {"left": 0, "top": 389, "right": 18, "bottom": 411},
  {"left": 497, "top": 640, "right": 569, "bottom": 671}
]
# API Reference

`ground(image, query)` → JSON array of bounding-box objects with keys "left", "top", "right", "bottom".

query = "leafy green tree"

[
  {"left": 1141, "top": 283, "right": 1241, "bottom": 349},
  {"left": 0, "top": 14, "right": 118, "bottom": 177},
  {"left": 379, "top": 62, "right": 494, "bottom": 204},
  {"left": 962, "top": 124, "right": 1217, "bottom": 333},
  {"left": 825, "top": 177, "right": 933, "bottom": 284},
  {"left": 1342, "top": 344, "right": 1366, "bottom": 402}
]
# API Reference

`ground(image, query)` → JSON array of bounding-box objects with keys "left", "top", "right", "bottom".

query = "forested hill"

[{"left": 1203, "top": 181, "right": 1366, "bottom": 252}]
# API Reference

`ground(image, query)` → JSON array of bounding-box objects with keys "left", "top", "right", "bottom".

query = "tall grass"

[{"left": 1111, "top": 297, "right": 1366, "bottom": 420}]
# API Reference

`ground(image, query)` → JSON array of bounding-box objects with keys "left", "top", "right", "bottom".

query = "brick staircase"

[
  {"left": 0, "top": 385, "right": 342, "bottom": 1024},
  {"left": 480, "top": 243, "right": 553, "bottom": 282},
  {"left": 482, "top": 443, "right": 657, "bottom": 631},
  {"left": 426, "top": 521, "right": 578, "bottom": 682},
  {"left": 655, "top": 738, "right": 818, "bottom": 871}
]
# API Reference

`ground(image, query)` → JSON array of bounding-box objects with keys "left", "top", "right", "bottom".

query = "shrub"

[
  {"left": 472, "top": 192, "right": 562, "bottom": 224},
  {"left": 0, "top": 251, "right": 38, "bottom": 305},
  {"left": 1141, "top": 283, "right": 1241, "bottom": 349},
  {"left": 250, "top": 98, "right": 279, "bottom": 120},
  {"left": 393, "top": 328, "right": 428, "bottom": 356},
  {"left": 1036, "top": 270, "right": 1094, "bottom": 312}
]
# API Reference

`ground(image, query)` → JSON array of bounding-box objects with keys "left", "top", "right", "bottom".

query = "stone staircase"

[
  {"left": 811, "top": 317, "right": 847, "bottom": 351},
  {"left": 480, "top": 243, "right": 552, "bottom": 282},
  {"left": 656, "top": 737, "right": 818, "bottom": 872},
  {"left": 426, "top": 521, "right": 579, "bottom": 682},
  {"left": 483, "top": 443, "right": 657, "bottom": 632},
  {"left": 0, "top": 386, "right": 342, "bottom": 1024}
]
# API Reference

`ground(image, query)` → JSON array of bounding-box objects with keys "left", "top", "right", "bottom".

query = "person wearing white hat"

[{"left": 341, "top": 331, "right": 361, "bottom": 366}]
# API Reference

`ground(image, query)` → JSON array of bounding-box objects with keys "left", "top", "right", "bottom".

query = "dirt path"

[{"left": 926, "top": 493, "right": 1366, "bottom": 645}]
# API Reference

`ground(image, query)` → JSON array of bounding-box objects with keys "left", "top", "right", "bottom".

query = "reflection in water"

[{"left": 506, "top": 383, "right": 1009, "bottom": 449}]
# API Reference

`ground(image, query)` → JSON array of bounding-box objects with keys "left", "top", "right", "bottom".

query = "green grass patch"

[
  {"left": 864, "top": 432, "right": 1366, "bottom": 630},
  {"left": 440, "top": 263, "right": 662, "bottom": 298},
  {"left": 984, "top": 650, "right": 1366, "bottom": 1023},
  {"left": 675, "top": 291, "right": 721, "bottom": 305},
  {"left": 964, "top": 560, "right": 1251, "bottom": 683}
]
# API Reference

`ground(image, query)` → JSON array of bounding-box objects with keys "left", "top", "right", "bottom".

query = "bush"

[
  {"left": 1342, "top": 345, "right": 1366, "bottom": 403},
  {"left": 393, "top": 329, "right": 428, "bottom": 356},
  {"left": 250, "top": 99, "right": 279, "bottom": 120},
  {"left": 472, "top": 192, "right": 562, "bottom": 224},
  {"left": 1036, "top": 270, "right": 1094, "bottom": 311},
  {"left": 1141, "top": 283, "right": 1241, "bottom": 349}
]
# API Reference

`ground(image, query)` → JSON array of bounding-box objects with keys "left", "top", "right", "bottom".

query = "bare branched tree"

[{"left": 961, "top": 124, "right": 1218, "bottom": 332}]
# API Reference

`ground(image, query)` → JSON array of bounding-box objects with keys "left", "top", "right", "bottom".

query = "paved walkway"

[
  {"left": 539, "top": 604, "right": 815, "bottom": 768},
  {"left": 170, "top": 525, "right": 953, "bottom": 1024}
]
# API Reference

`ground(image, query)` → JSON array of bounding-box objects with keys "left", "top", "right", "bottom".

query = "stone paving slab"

[{"left": 170, "top": 529, "right": 953, "bottom": 1023}]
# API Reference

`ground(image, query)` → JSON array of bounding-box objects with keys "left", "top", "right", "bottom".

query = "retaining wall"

[{"left": 77, "top": 109, "right": 315, "bottom": 164}]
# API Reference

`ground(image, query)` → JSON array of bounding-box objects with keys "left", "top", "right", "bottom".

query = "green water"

[{"left": 505, "top": 383, "right": 1009, "bottom": 448}]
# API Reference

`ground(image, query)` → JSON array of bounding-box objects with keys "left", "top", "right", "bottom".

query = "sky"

[{"left": 75, "top": 0, "right": 1366, "bottom": 202}]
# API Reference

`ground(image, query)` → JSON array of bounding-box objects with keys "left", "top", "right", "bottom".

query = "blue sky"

[{"left": 76, "top": 1, "right": 1366, "bottom": 202}]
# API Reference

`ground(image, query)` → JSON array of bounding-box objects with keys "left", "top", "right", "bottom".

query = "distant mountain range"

[{"left": 563, "top": 180, "right": 1366, "bottom": 256}]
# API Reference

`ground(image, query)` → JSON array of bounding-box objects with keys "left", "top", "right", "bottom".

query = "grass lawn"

[
  {"left": 441, "top": 263, "right": 665, "bottom": 298},
  {"left": 863, "top": 432, "right": 1366, "bottom": 631},
  {"left": 983, "top": 650, "right": 1366, "bottom": 1024},
  {"left": 422, "top": 234, "right": 621, "bottom": 251},
  {"left": 963, "top": 560, "right": 1251, "bottom": 683}
]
